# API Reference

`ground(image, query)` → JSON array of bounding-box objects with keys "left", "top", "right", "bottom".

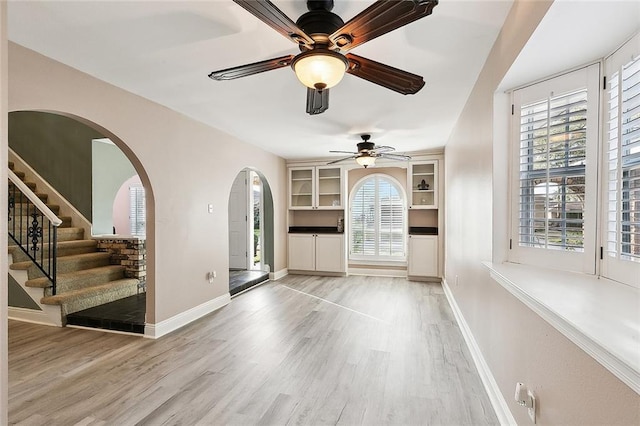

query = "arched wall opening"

[
  {"left": 227, "top": 167, "right": 274, "bottom": 294},
  {"left": 7, "top": 110, "right": 156, "bottom": 322}
]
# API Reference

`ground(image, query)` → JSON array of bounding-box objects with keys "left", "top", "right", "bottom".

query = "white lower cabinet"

[
  {"left": 288, "top": 233, "right": 345, "bottom": 273},
  {"left": 407, "top": 235, "right": 438, "bottom": 277}
]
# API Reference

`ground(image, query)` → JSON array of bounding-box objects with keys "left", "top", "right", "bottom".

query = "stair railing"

[{"left": 8, "top": 169, "right": 62, "bottom": 295}]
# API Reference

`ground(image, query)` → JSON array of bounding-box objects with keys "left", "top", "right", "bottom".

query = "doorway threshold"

[{"left": 229, "top": 270, "right": 269, "bottom": 296}]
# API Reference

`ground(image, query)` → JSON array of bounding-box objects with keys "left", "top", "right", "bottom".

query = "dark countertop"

[
  {"left": 289, "top": 226, "right": 344, "bottom": 234},
  {"left": 408, "top": 227, "right": 438, "bottom": 235}
]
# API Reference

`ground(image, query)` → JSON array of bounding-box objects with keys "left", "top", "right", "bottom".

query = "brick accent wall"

[{"left": 94, "top": 237, "right": 146, "bottom": 283}]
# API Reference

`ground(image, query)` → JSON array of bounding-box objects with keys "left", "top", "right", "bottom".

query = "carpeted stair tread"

[
  {"left": 10, "top": 251, "right": 111, "bottom": 273},
  {"left": 12, "top": 202, "right": 60, "bottom": 214},
  {"left": 10, "top": 226, "right": 84, "bottom": 243},
  {"left": 41, "top": 278, "right": 139, "bottom": 305},
  {"left": 8, "top": 180, "right": 36, "bottom": 190},
  {"left": 26, "top": 265, "right": 125, "bottom": 290},
  {"left": 11, "top": 192, "right": 48, "bottom": 203},
  {"left": 11, "top": 170, "right": 25, "bottom": 179},
  {"left": 9, "top": 214, "right": 72, "bottom": 228},
  {"left": 42, "top": 279, "right": 141, "bottom": 317},
  {"left": 9, "top": 239, "right": 98, "bottom": 263},
  {"left": 8, "top": 161, "right": 14, "bottom": 170}
]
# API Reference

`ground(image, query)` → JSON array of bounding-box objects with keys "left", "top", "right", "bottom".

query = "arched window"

[{"left": 350, "top": 174, "right": 406, "bottom": 260}]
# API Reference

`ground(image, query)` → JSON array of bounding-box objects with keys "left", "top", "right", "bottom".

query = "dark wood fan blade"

[
  {"left": 346, "top": 53, "right": 425, "bottom": 95},
  {"left": 327, "top": 155, "right": 358, "bottom": 165},
  {"left": 380, "top": 153, "right": 412, "bottom": 161},
  {"left": 233, "top": 0, "right": 315, "bottom": 49},
  {"left": 209, "top": 55, "right": 294, "bottom": 81},
  {"left": 329, "top": 0, "right": 438, "bottom": 52},
  {"left": 306, "top": 88, "right": 330, "bottom": 115}
]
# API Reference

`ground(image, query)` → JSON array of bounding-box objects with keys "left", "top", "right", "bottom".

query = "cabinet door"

[
  {"left": 315, "top": 234, "right": 345, "bottom": 272},
  {"left": 316, "top": 166, "right": 343, "bottom": 209},
  {"left": 289, "top": 167, "right": 315, "bottom": 210},
  {"left": 288, "top": 234, "right": 316, "bottom": 271},
  {"left": 408, "top": 161, "right": 438, "bottom": 209},
  {"left": 408, "top": 235, "right": 438, "bottom": 277}
]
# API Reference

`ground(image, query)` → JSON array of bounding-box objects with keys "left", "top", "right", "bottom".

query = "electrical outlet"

[{"left": 527, "top": 390, "right": 536, "bottom": 423}]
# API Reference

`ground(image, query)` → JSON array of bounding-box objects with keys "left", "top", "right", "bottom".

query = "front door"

[{"left": 229, "top": 171, "right": 248, "bottom": 269}]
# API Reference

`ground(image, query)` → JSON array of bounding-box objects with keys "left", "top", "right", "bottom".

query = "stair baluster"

[{"left": 8, "top": 168, "right": 62, "bottom": 295}]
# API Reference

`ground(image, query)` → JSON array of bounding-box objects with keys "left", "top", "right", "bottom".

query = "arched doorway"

[
  {"left": 7, "top": 110, "right": 154, "bottom": 333},
  {"left": 228, "top": 168, "right": 274, "bottom": 296}
]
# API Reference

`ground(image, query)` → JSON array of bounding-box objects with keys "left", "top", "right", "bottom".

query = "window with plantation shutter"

[
  {"left": 350, "top": 175, "right": 406, "bottom": 260},
  {"left": 518, "top": 89, "right": 587, "bottom": 251},
  {"left": 602, "top": 33, "right": 640, "bottom": 287},
  {"left": 129, "top": 185, "right": 146, "bottom": 236},
  {"left": 510, "top": 64, "right": 599, "bottom": 273}
]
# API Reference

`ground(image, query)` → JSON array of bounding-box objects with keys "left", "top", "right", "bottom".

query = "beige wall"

[
  {"left": 8, "top": 42, "right": 288, "bottom": 324},
  {"left": 1, "top": 2, "right": 8, "bottom": 423},
  {"left": 445, "top": 0, "right": 639, "bottom": 424}
]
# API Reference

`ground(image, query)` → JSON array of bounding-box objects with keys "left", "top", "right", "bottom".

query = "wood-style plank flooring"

[{"left": 9, "top": 275, "right": 498, "bottom": 425}]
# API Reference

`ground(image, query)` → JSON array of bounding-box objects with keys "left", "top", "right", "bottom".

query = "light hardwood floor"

[{"left": 9, "top": 275, "right": 498, "bottom": 425}]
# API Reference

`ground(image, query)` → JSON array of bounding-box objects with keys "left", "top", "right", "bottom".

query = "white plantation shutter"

[
  {"left": 518, "top": 89, "right": 587, "bottom": 251},
  {"left": 511, "top": 64, "right": 599, "bottom": 273},
  {"left": 602, "top": 33, "right": 640, "bottom": 287},
  {"left": 350, "top": 175, "right": 406, "bottom": 259},
  {"left": 129, "top": 186, "right": 146, "bottom": 236}
]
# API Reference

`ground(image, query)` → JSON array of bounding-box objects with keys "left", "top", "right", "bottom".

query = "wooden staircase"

[{"left": 8, "top": 161, "right": 141, "bottom": 325}]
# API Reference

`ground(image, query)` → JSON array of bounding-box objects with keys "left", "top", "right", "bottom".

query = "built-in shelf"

[
  {"left": 289, "top": 166, "right": 344, "bottom": 210},
  {"left": 409, "top": 161, "right": 437, "bottom": 209}
]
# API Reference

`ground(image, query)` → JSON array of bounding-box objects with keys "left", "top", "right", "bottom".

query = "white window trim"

[
  {"left": 348, "top": 173, "right": 408, "bottom": 262},
  {"left": 509, "top": 63, "right": 600, "bottom": 274}
]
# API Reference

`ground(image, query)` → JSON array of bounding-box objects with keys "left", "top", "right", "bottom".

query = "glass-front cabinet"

[
  {"left": 408, "top": 161, "right": 438, "bottom": 209},
  {"left": 290, "top": 167, "right": 314, "bottom": 209},
  {"left": 289, "top": 166, "right": 343, "bottom": 210}
]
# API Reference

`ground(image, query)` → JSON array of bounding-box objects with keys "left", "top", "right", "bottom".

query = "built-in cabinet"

[
  {"left": 287, "top": 156, "right": 443, "bottom": 279},
  {"left": 407, "top": 235, "right": 438, "bottom": 277},
  {"left": 288, "top": 233, "right": 345, "bottom": 273},
  {"left": 408, "top": 161, "right": 438, "bottom": 209},
  {"left": 289, "top": 166, "right": 343, "bottom": 210}
]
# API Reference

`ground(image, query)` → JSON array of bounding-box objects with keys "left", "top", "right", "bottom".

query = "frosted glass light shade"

[
  {"left": 292, "top": 50, "right": 348, "bottom": 90},
  {"left": 356, "top": 155, "right": 376, "bottom": 168}
]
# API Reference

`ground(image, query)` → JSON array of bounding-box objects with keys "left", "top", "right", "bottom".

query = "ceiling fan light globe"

[
  {"left": 356, "top": 155, "right": 376, "bottom": 168},
  {"left": 292, "top": 50, "right": 348, "bottom": 90}
]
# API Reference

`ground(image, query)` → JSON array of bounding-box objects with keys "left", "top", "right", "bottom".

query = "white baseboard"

[
  {"left": 442, "top": 278, "right": 517, "bottom": 426},
  {"left": 144, "top": 293, "right": 230, "bottom": 339},
  {"left": 269, "top": 268, "right": 288, "bottom": 281},
  {"left": 8, "top": 306, "right": 59, "bottom": 327}
]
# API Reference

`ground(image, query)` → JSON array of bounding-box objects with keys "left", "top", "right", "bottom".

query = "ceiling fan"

[
  {"left": 209, "top": 0, "right": 438, "bottom": 115},
  {"left": 328, "top": 134, "right": 411, "bottom": 168}
]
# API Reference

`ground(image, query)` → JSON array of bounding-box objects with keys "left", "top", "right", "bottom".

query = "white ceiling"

[
  {"left": 500, "top": 0, "right": 640, "bottom": 92},
  {"left": 8, "top": 1, "right": 640, "bottom": 161},
  {"left": 9, "top": 0, "right": 515, "bottom": 160}
]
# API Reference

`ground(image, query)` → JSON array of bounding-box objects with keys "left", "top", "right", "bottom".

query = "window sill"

[
  {"left": 483, "top": 261, "right": 640, "bottom": 394},
  {"left": 349, "top": 259, "right": 407, "bottom": 267}
]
